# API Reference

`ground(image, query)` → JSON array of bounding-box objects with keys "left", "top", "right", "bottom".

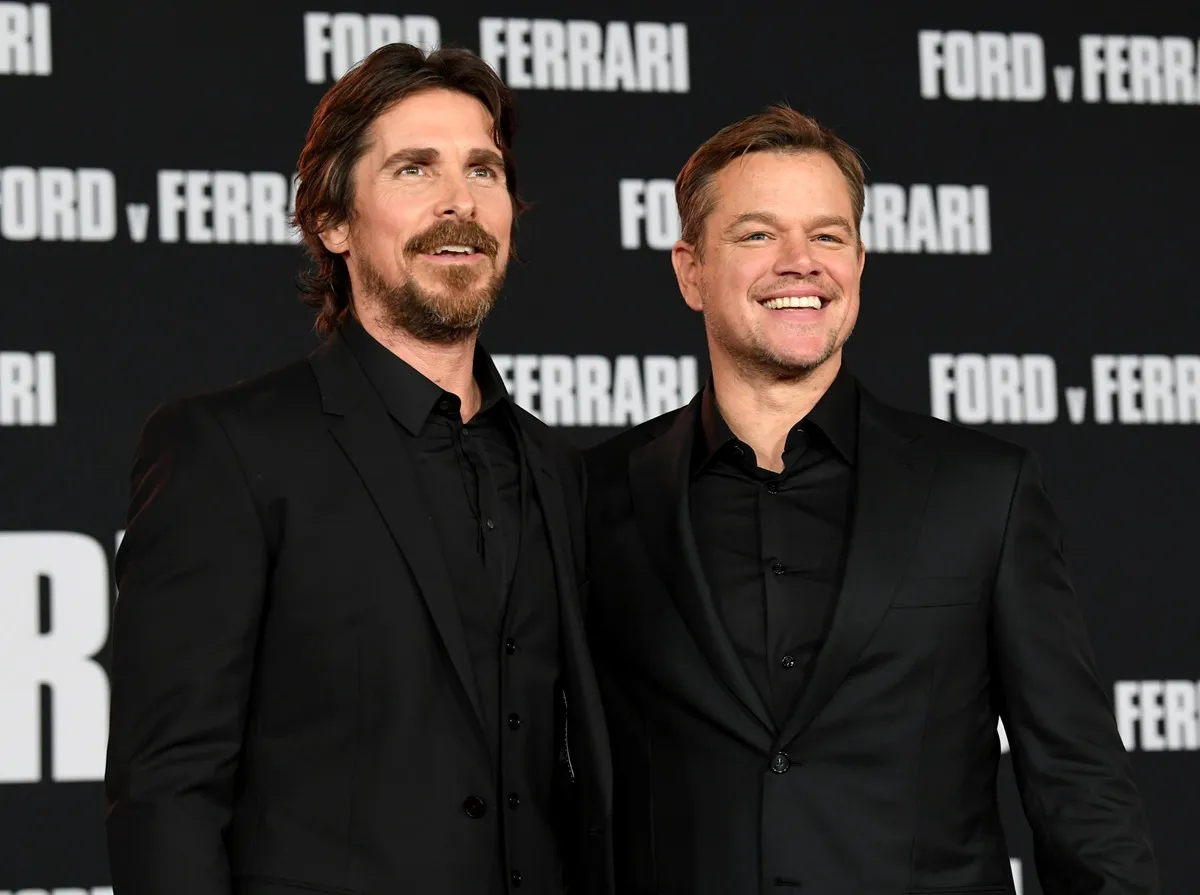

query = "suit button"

[
  {"left": 770, "top": 753, "right": 791, "bottom": 774},
  {"left": 505, "top": 638, "right": 517, "bottom": 655},
  {"left": 766, "top": 482, "right": 779, "bottom": 494},
  {"left": 771, "top": 561, "right": 785, "bottom": 575},
  {"left": 463, "top": 796, "right": 487, "bottom": 818},
  {"left": 508, "top": 713, "right": 522, "bottom": 730},
  {"left": 508, "top": 793, "right": 520, "bottom": 809},
  {"left": 511, "top": 870, "right": 522, "bottom": 886},
  {"left": 781, "top": 655, "right": 796, "bottom": 669}
]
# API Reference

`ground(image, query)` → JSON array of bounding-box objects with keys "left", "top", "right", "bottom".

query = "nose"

[
  {"left": 772, "top": 232, "right": 822, "bottom": 278},
  {"left": 435, "top": 170, "right": 476, "bottom": 219}
]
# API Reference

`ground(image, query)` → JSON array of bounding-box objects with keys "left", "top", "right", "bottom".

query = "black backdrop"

[{"left": 2, "top": 2, "right": 1198, "bottom": 893}]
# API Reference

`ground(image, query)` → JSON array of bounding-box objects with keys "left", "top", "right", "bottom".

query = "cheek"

[
  {"left": 366, "top": 190, "right": 423, "bottom": 239},
  {"left": 721, "top": 259, "right": 751, "bottom": 285},
  {"left": 715, "top": 259, "right": 763, "bottom": 309},
  {"left": 829, "top": 253, "right": 863, "bottom": 290},
  {"left": 481, "top": 192, "right": 514, "bottom": 237}
]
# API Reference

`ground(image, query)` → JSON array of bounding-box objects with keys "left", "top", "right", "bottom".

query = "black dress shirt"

[
  {"left": 342, "top": 316, "right": 522, "bottom": 601},
  {"left": 689, "top": 369, "right": 858, "bottom": 723},
  {"left": 343, "top": 318, "right": 568, "bottom": 893}
]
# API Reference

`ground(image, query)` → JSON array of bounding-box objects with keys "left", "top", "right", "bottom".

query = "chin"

[{"left": 758, "top": 341, "right": 841, "bottom": 374}]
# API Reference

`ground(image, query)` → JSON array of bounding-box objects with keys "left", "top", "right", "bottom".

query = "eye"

[
  {"left": 742, "top": 231, "right": 770, "bottom": 242},
  {"left": 468, "top": 165, "right": 496, "bottom": 178},
  {"left": 815, "top": 233, "right": 843, "bottom": 243},
  {"left": 397, "top": 164, "right": 424, "bottom": 176}
]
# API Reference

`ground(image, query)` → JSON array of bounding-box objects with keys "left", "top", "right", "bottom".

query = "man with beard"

[
  {"left": 585, "top": 104, "right": 1158, "bottom": 894},
  {"left": 104, "top": 44, "right": 611, "bottom": 895}
]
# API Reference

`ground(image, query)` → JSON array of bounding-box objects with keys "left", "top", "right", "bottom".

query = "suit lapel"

[
  {"left": 518, "top": 427, "right": 614, "bottom": 815},
  {"left": 517, "top": 430, "right": 578, "bottom": 616},
  {"left": 776, "top": 391, "right": 935, "bottom": 749},
  {"left": 310, "top": 335, "right": 486, "bottom": 733},
  {"left": 629, "top": 399, "right": 776, "bottom": 739}
]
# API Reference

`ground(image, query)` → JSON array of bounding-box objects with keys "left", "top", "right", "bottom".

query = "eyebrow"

[
  {"left": 806, "top": 214, "right": 855, "bottom": 233},
  {"left": 380, "top": 147, "right": 439, "bottom": 172},
  {"left": 467, "top": 148, "right": 505, "bottom": 170},
  {"left": 723, "top": 211, "right": 855, "bottom": 235},
  {"left": 379, "top": 146, "right": 505, "bottom": 173}
]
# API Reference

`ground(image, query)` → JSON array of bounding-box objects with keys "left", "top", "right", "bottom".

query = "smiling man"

[
  {"left": 584, "top": 104, "right": 1158, "bottom": 894},
  {"left": 104, "top": 44, "right": 611, "bottom": 895}
]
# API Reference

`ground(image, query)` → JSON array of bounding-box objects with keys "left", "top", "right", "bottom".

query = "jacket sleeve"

[
  {"left": 105, "top": 398, "right": 270, "bottom": 895},
  {"left": 991, "top": 450, "right": 1159, "bottom": 894}
]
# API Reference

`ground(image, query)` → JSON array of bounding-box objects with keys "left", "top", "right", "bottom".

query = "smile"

[
  {"left": 421, "top": 244, "right": 487, "bottom": 262},
  {"left": 759, "top": 295, "right": 827, "bottom": 310}
]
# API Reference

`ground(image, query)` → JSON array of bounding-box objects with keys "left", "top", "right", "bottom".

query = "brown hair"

[
  {"left": 675, "top": 103, "right": 866, "bottom": 257},
  {"left": 293, "top": 43, "right": 527, "bottom": 336}
]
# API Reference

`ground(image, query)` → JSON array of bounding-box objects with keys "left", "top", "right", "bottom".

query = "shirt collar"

[
  {"left": 694, "top": 365, "right": 859, "bottom": 474},
  {"left": 340, "top": 315, "right": 511, "bottom": 435}
]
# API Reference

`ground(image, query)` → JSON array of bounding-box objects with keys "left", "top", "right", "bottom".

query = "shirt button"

[
  {"left": 766, "top": 482, "right": 779, "bottom": 494},
  {"left": 770, "top": 753, "right": 791, "bottom": 774},
  {"left": 771, "top": 561, "right": 785, "bottom": 575},
  {"left": 781, "top": 655, "right": 796, "bottom": 669},
  {"left": 511, "top": 870, "right": 522, "bottom": 887},
  {"left": 508, "top": 713, "right": 522, "bottom": 730},
  {"left": 505, "top": 638, "right": 517, "bottom": 655},
  {"left": 463, "top": 796, "right": 487, "bottom": 818},
  {"left": 486, "top": 517, "right": 495, "bottom": 530},
  {"left": 508, "top": 793, "right": 521, "bottom": 809},
  {"left": 732, "top": 444, "right": 745, "bottom": 457}
]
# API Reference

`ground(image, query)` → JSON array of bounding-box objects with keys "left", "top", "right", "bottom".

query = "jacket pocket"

[{"left": 890, "top": 575, "right": 987, "bottom": 608}]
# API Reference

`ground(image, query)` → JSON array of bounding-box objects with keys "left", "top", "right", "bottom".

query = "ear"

[
  {"left": 319, "top": 219, "right": 351, "bottom": 255},
  {"left": 672, "top": 240, "right": 705, "bottom": 313},
  {"left": 856, "top": 239, "right": 867, "bottom": 277}
]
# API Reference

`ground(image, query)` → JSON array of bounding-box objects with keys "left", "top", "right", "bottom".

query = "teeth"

[
  {"left": 761, "top": 296, "right": 822, "bottom": 310},
  {"left": 434, "top": 245, "right": 474, "bottom": 254}
]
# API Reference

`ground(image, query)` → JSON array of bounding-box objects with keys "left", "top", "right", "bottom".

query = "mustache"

[
  {"left": 750, "top": 277, "right": 843, "bottom": 302},
  {"left": 405, "top": 219, "right": 500, "bottom": 258}
]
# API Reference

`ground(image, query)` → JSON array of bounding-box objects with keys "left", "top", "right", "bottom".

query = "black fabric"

[
  {"left": 341, "top": 318, "right": 566, "bottom": 892},
  {"left": 341, "top": 315, "right": 522, "bottom": 603},
  {"left": 494, "top": 477, "right": 564, "bottom": 891},
  {"left": 584, "top": 383, "right": 1158, "bottom": 895},
  {"left": 104, "top": 330, "right": 612, "bottom": 895},
  {"left": 689, "top": 370, "right": 857, "bottom": 723}
]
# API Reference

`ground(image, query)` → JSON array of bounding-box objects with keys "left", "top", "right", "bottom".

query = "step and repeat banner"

[{"left": 2, "top": 2, "right": 1198, "bottom": 893}]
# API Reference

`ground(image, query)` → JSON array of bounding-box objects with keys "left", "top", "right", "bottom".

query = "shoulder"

[
  {"left": 139, "top": 357, "right": 320, "bottom": 449},
  {"left": 584, "top": 405, "right": 688, "bottom": 478},
  {"left": 862, "top": 385, "right": 1029, "bottom": 475}
]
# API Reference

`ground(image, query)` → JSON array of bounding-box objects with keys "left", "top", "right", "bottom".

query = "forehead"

[
  {"left": 709, "top": 150, "right": 853, "bottom": 219},
  {"left": 366, "top": 88, "right": 499, "bottom": 154}
]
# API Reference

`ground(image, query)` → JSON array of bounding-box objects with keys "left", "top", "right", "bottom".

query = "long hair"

[{"left": 292, "top": 43, "right": 527, "bottom": 336}]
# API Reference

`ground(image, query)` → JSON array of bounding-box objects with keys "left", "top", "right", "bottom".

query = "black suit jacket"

[
  {"left": 105, "top": 331, "right": 613, "bottom": 895},
  {"left": 584, "top": 380, "right": 1157, "bottom": 895}
]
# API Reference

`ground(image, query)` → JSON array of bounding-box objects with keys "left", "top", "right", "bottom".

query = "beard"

[
  {"left": 706, "top": 276, "right": 853, "bottom": 380},
  {"left": 356, "top": 218, "right": 507, "bottom": 344}
]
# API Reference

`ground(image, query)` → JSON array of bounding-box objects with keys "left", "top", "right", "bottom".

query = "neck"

[
  {"left": 356, "top": 306, "right": 482, "bottom": 421},
  {"left": 709, "top": 346, "right": 842, "bottom": 473}
]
